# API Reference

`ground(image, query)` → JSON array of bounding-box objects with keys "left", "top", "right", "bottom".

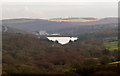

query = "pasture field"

[{"left": 104, "top": 41, "right": 118, "bottom": 51}]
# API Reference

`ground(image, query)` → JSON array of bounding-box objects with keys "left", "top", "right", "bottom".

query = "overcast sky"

[{"left": 1, "top": 1, "right": 118, "bottom": 19}]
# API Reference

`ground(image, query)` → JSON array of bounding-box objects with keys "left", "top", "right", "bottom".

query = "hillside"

[
  {"left": 2, "top": 26, "right": 28, "bottom": 34},
  {"left": 1, "top": 17, "right": 118, "bottom": 35},
  {"left": 2, "top": 32, "right": 120, "bottom": 75},
  {"left": 2, "top": 17, "right": 120, "bottom": 76}
]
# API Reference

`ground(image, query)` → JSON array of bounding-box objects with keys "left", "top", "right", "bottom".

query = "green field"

[{"left": 104, "top": 41, "right": 118, "bottom": 51}]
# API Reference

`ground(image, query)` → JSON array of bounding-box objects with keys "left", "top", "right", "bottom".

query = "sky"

[
  {"left": 0, "top": 0, "right": 119, "bottom": 2},
  {"left": 1, "top": 0, "right": 119, "bottom": 19}
]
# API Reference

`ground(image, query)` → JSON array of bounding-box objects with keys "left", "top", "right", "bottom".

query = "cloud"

[
  {"left": 25, "top": 6, "right": 29, "bottom": 11},
  {"left": 2, "top": 6, "right": 46, "bottom": 19},
  {"left": 24, "top": 6, "right": 45, "bottom": 17}
]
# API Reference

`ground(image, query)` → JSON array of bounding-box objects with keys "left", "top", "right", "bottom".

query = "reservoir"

[{"left": 47, "top": 37, "right": 78, "bottom": 45}]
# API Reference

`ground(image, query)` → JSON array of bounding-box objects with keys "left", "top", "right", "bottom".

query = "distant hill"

[
  {"left": 1, "top": 17, "right": 118, "bottom": 36},
  {"left": 2, "top": 18, "right": 74, "bottom": 33}
]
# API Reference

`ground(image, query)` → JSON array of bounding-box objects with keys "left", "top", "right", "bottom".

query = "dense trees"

[{"left": 2, "top": 33, "right": 120, "bottom": 75}]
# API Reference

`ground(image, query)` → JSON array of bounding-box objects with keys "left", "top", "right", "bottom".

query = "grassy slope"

[{"left": 104, "top": 41, "right": 118, "bottom": 51}]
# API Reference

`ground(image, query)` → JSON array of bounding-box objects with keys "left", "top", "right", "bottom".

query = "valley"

[{"left": 1, "top": 17, "right": 120, "bottom": 76}]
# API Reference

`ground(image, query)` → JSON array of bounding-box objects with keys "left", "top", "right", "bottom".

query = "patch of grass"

[
  {"left": 49, "top": 18, "right": 99, "bottom": 22},
  {"left": 104, "top": 41, "right": 118, "bottom": 51}
]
